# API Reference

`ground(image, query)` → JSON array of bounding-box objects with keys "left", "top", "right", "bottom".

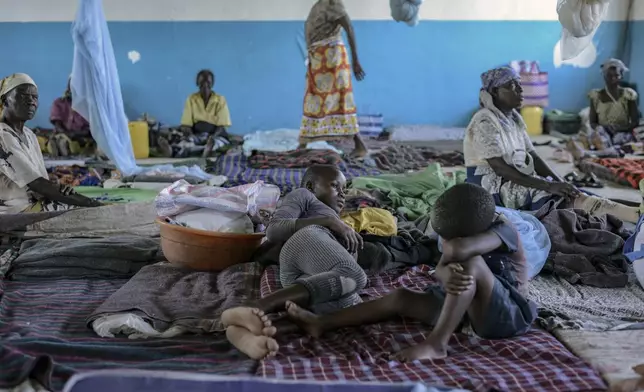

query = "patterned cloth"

[
  {"left": 480, "top": 66, "right": 520, "bottom": 91},
  {"left": 300, "top": 38, "right": 359, "bottom": 143},
  {"left": 212, "top": 154, "right": 380, "bottom": 194},
  {"left": 48, "top": 165, "right": 102, "bottom": 187},
  {"left": 578, "top": 158, "right": 632, "bottom": 188},
  {"left": 586, "top": 157, "right": 644, "bottom": 189},
  {"left": 371, "top": 145, "right": 464, "bottom": 173},
  {"left": 248, "top": 149, "right": 343, "bottom": 169},
  {"left": 257, "top": 264, "right": 607, "bottom": 392}
]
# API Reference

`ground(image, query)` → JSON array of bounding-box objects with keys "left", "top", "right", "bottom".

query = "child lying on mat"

[
  {"left": 286, "top": 183, "right": 538, "bottom": 361},
  {"left": 221, "top": 164, "right": 367, "bottom": 359}
]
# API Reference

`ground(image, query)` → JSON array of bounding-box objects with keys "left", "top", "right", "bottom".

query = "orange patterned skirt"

[{"left": 300, "top": 38, "right": 359, "bottom": 144}]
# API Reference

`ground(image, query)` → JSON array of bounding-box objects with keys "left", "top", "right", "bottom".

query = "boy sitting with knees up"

[
  {"left": 285, "top": 183, "right": 537, "bottom": 361},
  {"left": 221, "top": 164, "right": 367, "bottom": 359}
]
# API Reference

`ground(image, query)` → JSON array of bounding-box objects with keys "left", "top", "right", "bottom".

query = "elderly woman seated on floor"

[
  {"left": 464, "top": 66, "right": 640, "bottom": 224},
  {"left": 588, "top": 59, "right": 641, "bottom": 147},
  {"left": 47, "top": 76, "right": 97, "bottom": 157},
  {"left": 0, "top": 73, "right": 102, "bottom": 213},
  {"left": 158, "top": 69, "right": 234, "bottom": 159}
]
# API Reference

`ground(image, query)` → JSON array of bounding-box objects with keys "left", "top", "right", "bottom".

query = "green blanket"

[
  {"left": 74, "top": 187, "right": 159, "bottom": 204},
  {"left": 351, "top": 163, "right": 466, "bottom": 220}
]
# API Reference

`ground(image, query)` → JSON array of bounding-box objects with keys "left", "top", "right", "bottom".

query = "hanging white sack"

[
  {"left": 390, "top": 0, "right": 424, "bottom": 27},
  {"left": 557, "top": 0, "right": 611, "bottom": 60}
]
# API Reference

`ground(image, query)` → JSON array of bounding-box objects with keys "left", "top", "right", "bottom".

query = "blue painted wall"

[
  {"left": 629, "top": 21, "right": 644, "bottom": 106},
  {"left": 0, "top": 21, "right": 626, "bottom": 133}
]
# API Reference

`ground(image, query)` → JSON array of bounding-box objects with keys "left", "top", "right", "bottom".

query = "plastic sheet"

[
  {"left": 557, "top": 0, "right": 610, "bottom": 60},
  {"left": 154, "top": 180, "right": 280, "bottom": 219}
]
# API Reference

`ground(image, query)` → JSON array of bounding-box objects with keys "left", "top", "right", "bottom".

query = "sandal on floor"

[
  {"left": 580, "top": 173, "right": 604, "bottom": 188},
  {"left": 564, "top": 171, "right": 588, "bottom": 188}
]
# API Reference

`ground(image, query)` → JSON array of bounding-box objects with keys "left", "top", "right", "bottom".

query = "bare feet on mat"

[
  {"left": 285, "top": 301, "right": 323, "bottom": 338},
  {"left": 349, "top": 146, "right": 368, "bottom": 159},
  {"left": 390, "top": 339, "right": 447, "bottom": 362},
  {"left": 226, "top": 325, "right": 279, "bottom": 360},
  {"left": 158, "top": 136, "right": 173, "bottom": 158},
  {"left": 221, "top": 307, "right": 276, "bottom": 337},
  {"left": 349, "top": 135, "right": 368, "bottom": 158}
]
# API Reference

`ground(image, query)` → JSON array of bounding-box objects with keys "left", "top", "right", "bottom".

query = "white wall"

[{"left": 0, "top": 0, "right": 634, "bottom": 22}]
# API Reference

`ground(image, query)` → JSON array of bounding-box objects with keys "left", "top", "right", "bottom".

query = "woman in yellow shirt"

[{"left": 159, "top": 69, "right": 233, "bottom": 158}]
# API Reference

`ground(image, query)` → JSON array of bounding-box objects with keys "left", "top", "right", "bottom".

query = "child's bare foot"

[
  {"left": 221, "top": 307, "right": 276, "bottom": 337},
  {"left": 285, "top": 301, "right": 323, "bottom": 338},
  {"left": 226, "top": 325, "right": 279, "bottom": 359},
  {"left": 390, "top": 339, "right": 447, "bottom": 362}
]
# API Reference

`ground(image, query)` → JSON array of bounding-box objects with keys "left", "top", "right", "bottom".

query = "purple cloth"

[{"left": 50, "top": 97, "right": 90, "bottom": 134}]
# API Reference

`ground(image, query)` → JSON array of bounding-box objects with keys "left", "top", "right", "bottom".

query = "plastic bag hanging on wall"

[
  {"left": 557, "top": 0, "right": 611, "bottom": 60},
  {"left": 390, "top": 0, "right": 424, "bottom": 27}
]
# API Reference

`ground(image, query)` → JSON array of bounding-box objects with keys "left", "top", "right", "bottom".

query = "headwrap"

[
  {"left": 601, "top": 58, "right": 629, "bottom": 76},
  {"left": 0, "top": 73, "right": 37, "bottom": 112},
  {"left": 480, "top": 66, "right": 520, "bottom": 92}
]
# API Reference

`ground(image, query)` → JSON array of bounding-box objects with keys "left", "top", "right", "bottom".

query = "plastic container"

[
  {"left": 521, "top": 106, "right": 544, "bottom": 136},
  {"left": 157, "top": 218, "right": 264, "bottom": 271},
  {"left": 128, "top": 121, "right": 150, "bottom": 159}
]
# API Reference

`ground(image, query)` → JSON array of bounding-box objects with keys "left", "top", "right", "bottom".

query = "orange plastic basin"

[{"left": 156, "top": 218, "right": 265, "bottom": 271}]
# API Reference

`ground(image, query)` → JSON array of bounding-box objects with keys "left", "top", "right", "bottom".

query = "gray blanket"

[
  {"left": 87, "top": 261, "right": 264, "bottom": 335},
  {"left": 533, "top": 202, "right": 632, "bottom": 288},
  {"left": 5, "top": 236, "right": 163, "bottom": 280},
  {"left": 1, "top": 201, "right": 159, "bottom": 240}
]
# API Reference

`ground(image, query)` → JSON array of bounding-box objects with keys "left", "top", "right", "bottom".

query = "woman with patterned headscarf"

[
  {"left": 463, "top": 66, "right": 639, "bottom": 223},
  {"left": 588, "top": 58, "right": 641, "bottom": 146},
  {"left": 299, "top": 0, "right": 368, "bottom": 158},
  {"left": 0, "top": 73, "right": 101, "bottom": 213}
]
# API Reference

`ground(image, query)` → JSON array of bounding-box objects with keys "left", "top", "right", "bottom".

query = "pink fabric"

[{"left": 50, "top": 97, "right": 90, "bottom": 133}]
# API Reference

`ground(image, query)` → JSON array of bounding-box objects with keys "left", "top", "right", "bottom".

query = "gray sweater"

[{"left": 266, "top": 188, "right": 339, "bottom": 243}]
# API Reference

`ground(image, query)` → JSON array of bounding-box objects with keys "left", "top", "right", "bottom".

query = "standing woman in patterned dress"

[{"left": 299, "top": 0, "right": 368, "bottom": 158}]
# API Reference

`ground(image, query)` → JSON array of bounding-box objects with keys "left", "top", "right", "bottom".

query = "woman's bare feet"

[
  {"left": 226, "top": 325, "right": 279, "bottom": 360},
  {"left": 202, "top": 136, "right": 215, "bottom": 158},
  {"left": 221, "top": 307, "right": 276, "bottom": 337},
  {"left": 390, "top": 338, "right": 447, "bottom": 362},
  {"left": 349, "top": 134, "right": 368, "bottom": 158},
  {"left": 285, "top": 301, "right": 324, "bottom": 338}
]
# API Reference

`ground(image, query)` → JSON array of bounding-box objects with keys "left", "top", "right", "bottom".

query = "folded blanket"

[
  {"left": 371, "top": 145, "right": 464, "bottom": 173},
  {"left": 6, "top": 236, "right": 163, "bottom": 280},
  {"left": 87, "top": 261, "right": 264, "bottom": 337},
  {"left": 533, "top": 202, "right": 632, "bottom": 288},
  {"left": 248, "top": 149, "right": 343, "bottom": 169}
]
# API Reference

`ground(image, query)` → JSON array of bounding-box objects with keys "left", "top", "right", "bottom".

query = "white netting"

[{"left": 557, "top": 0, "right": 611, "bottom": 60}]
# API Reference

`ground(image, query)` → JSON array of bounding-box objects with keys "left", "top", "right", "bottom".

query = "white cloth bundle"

[
  {"left": 557, "top": 0, "right": 611, "bottom": 60},
  {"left": 390, "top": 0, "right": 424, "bottom": 27}
]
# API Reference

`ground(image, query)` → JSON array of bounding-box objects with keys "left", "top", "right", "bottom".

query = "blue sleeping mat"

[{"left": 63, "top": 371, "right": 471, "bottom": 392}]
